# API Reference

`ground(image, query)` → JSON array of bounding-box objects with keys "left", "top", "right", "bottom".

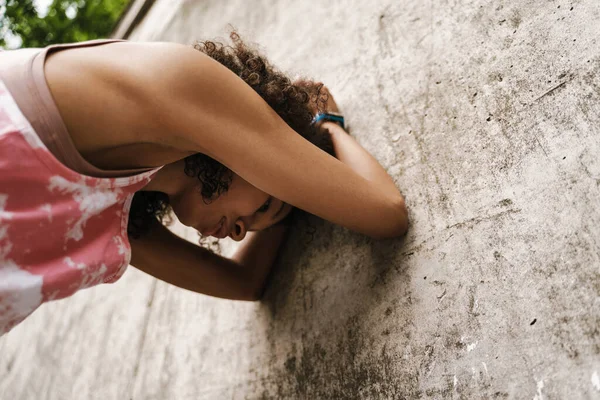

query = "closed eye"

[{"left": 256, "top": 197, "right": 272, "bottom": 213}]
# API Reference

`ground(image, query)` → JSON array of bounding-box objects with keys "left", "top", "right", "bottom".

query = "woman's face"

[{"left": 168, "top": 165, "right": 293, "bottom": 242}]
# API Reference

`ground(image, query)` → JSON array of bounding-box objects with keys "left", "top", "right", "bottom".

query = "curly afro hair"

[{"left": 128, "top": 31, "right": 335, "bottom": 240}]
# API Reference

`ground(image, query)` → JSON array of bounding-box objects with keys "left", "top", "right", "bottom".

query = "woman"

[{"left": 0, "top": 32, "right": 408, "bottom": 335}]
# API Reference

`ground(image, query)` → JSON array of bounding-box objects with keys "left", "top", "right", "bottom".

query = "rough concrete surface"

[{"left": 1, "top": 0, "right": 599, "bottom": 399}]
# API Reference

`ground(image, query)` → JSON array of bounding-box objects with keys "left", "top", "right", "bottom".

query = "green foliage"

[{"left": 0, "top": 0, "right": 129, "bottom": 49}]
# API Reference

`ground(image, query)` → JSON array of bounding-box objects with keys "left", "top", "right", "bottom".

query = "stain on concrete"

[{"left": 256, "top": 315, "right": 422, "bottom": 399}]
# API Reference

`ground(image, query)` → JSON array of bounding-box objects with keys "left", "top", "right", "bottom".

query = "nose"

[{"left": 230, "top": 219, "right": 247, "bottom": 242}]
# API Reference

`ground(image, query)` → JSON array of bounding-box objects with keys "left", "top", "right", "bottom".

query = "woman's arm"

[
  {"left": 321, "top": 121, "right": 405, "bottom": 222},
  {"left": 230, "top": 221, "right": 291, "bottom": 298},
  {"left": 130, "top": 220, "right": 264, "bottom": 301},
  {"left": 143, "top": 44, "right": 407, "bottom": 239},
  {"left": 308, "top": 86, "right": 402, "bottom": 204}
]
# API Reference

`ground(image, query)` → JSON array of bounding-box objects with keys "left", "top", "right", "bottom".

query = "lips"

[
  {"left": 203, "top": 217, "right": 227, "bottom": 238},
  {"left": 214, "top": 219, "right": 228, "bottom": 239}
]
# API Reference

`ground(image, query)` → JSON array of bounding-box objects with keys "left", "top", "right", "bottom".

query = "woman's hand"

[
  {"left": 320, "top": 85, "right": 341, "bottom": 114},
  {"left": 295, "top": 81, "right": 340, "bottom": 115}
]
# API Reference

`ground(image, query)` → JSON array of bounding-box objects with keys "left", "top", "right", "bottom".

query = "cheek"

[{"left": 171, "top": 192, "right": 206, "bottom": 227}]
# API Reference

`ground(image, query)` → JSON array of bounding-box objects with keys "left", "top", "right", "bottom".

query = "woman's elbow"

[
  {"left": 243, "top": 281, "right": 267, "bottom": 301},
  {"left": 395, "top": 199, "right": 409, "bottom": 237},
  {"left": 373, "top": 197, "right": 409, "bottom": 239}
]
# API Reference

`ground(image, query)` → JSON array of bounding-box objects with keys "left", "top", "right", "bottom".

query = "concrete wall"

[{"left": 1, "top": 0, "right": 598, "bottom": 399}]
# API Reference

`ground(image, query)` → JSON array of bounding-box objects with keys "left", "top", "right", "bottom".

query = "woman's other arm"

[
  {"left": 129, "top": 219, "right": 289, "bottom": 301},
  {"left": 143, "top": 44, "right": 407, "bottom": 239},
  {"left": 130, "top": 220, "right": 258, "bottom": 300},
  {"left": 229, "top": 222, "right": 290, "bottom": 298},
  {"left": 321, "top": 121, "right": 408, "bottom": 235}
]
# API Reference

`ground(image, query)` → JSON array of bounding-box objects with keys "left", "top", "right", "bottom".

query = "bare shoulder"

[
  {"left": 117, "top": 41, "right": 216, "bottom": 86},
  {"left": 42, "top": 40, "right": 209, "bottom": 167},
  {"left": 46, "top": 40, "right": 213, "bottom": 97},
  {"left": 137, "top": 41, "right": 261, "bottom": 153},
  {"left": 117, "top": 41, "right": 208, "bottom": 70},
  {"left": 109, "top": 41, "right": 225, "bottom": 149}
]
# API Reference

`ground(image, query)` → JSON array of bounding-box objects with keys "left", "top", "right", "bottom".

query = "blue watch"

[{"left": 311, "top": 112, "right": 345, "bottom": 129}]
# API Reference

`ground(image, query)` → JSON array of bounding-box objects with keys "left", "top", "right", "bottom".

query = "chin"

[{"left": 171, "top": 208, "right": 195, "bottom": 228}]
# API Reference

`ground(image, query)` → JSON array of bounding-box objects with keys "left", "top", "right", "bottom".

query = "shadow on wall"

[{"left": 254, "top": 214, "right": 420, "bottom": 398}]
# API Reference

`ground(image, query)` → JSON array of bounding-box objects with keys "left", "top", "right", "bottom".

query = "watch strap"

[{"left": 311, "top": 112, "right": 345, "bottom": 129}]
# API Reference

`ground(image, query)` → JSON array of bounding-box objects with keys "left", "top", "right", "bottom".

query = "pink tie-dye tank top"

[{"left": 0, "top": 80, "right": 162, "bottom": 335}]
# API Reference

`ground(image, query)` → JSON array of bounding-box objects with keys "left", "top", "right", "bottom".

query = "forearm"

[
  {"left": 322, "top": 121, "right": 403, "bottom": 202},
  {"left": 230, "top": 222, "right": 291, "bottom": 299},
  {"left": 130, "top": 220, "right": 260, "bottom": 301}
]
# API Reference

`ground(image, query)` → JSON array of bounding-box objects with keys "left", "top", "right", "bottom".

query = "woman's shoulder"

[
  {"left": 42, "top": 40, "right": 201, "bottom": 168},
  {"left": 113, "top": 40, "right": 211, "bottom": 72},
  {"left": 94, "top": 40, "right": 217, "bottom": 111}
]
